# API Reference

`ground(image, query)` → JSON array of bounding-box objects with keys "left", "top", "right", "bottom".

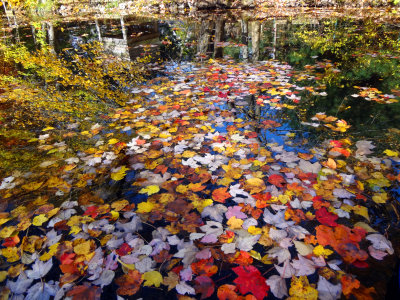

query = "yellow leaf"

[
  {"left": 176, "top": 184, "right": 189, "bottom": 194},
  {"left": 353, "top": 205, "right": 370, "bottom": 221},
  {"left": 192, "top": 198, "right": 213, "bottom": 213},
  {"left": 182, "top": 150, "right": 197, "bottom": 158},
  {"left": 108, "top": 138, "right": 119, "bottom": 145},
  {"left": 248, "top": 226, "right": 262, "bottom": 235},
  {"left": 0, "top": 226, "right": 16, "bottom": 239},
  {"left": 109, "top": 211, "right": 119, "bottom": 221},
  {"left": 244, "top": 177, "right": 266, "bottom": 194},
  {"left": 64, "top": 164, "right": 76, "bottom": 172},
  {"left": 42, "top": 126, "right": 55, "bottom": 131},
  {"left": 137, "top": 201, "right": 155, "bottom": 213},
  {"left": 21, "top": 181, "right": 44, "bottom": 191},
  {"left": 249, "top": 250, "right": 262, "bottom": 260},
  {"left": 74, "top": 241, "right": 91, "bottom": 255},
  {"left": 159, "top": 193, "right": 175, "bottom": 204},
  {"left": 143, "top": 271, "right": 163, "bottom": 287},
  {"left": 40, "top": 243, "right": 59, "bottom": 261},
  {"left": 46, "top": 176, "right": 71, "bottom": 191},
  {"left": 289, "top": 276, "right": 318, "bottom": 300},
  {"left": 32, "top": 214, "right": 48, "bottom": 226},
  {"left": 227, "top": 216, "right": 243, "bottom": 229},
  {"left": 69, "top": 225, "right": 81, "bottom": 235},
  {"left": 0, "top": 270, "right": 7, "bottom": 283},
  {"left": 111, "top": 166, "right": 129, "bottom": 181},
  {"left": 384, "top": 149, "right": 398, "bottom": 157},
  {"left": 47, "top": 208, "right": 60, "bottom": 219},
  {"left": 1, "top": 247, "right": 20, "bottom": 262},
  {"left": 313, "top": 245, "right": 333, "bottom": 257},
  {"left": 354, "top": 222, "right": 377, "bottom": 233},
  {"left": 111, "top": 199, "right": 129, "bottom": 211},
  {"left": 372, "top": 192, "right": 388, "bottom": 204},
  {"left": 139, "top": 185, "right": 160, "bottom": 195},
  {"left": 159, "top": 132, "right": 171, "bottom": 139},
  {"left": 0, "top": 218, "right": 10, "bottom": 226}
]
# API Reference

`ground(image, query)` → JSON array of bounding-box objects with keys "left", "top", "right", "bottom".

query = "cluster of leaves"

[{"left": 0, "top": 56, "right": 399, "bottom": 299}]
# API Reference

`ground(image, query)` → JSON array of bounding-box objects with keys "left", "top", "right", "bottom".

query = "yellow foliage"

[
  {"left": 313, "top": 245, "right": 334, "bottom": 257},
  {"left": 142, "top": 271, "right": 163, "bottom": 287},
  {"left": 32, "top": 214, "right": 48, "bottom": 226},
  {"left": 111, "top": 166, "right": 129, "bottom": 181},
  {"left": 288, "top": 276, "right": 318, "bottom": 300},
  {"left": 227, "top": 216, "right": 243, "bottom": 229},
  {"left": 137, "top": 201, "right": 155, "bottom": 213}
]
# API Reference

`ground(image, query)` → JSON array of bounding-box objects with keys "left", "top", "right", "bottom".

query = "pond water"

[
  {"left": 1, "top": 10, "right": 400, "bottom": 300},
  {"left": 15, "top": 14, "right": 400, "bottom": 145}
]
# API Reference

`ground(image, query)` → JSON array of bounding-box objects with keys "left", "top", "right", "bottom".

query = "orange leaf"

[
  {"left": 218, "top": 284, "right": 239, "bottom": 300},
  {"left": 341, "top": 274, "right": 360, "bottom": 296},
  {"left": 212, "top": 187, "right": 231, "bottom": 203},
  {"left": 268, "top": 174, "right": 285, "bottom": 187}
]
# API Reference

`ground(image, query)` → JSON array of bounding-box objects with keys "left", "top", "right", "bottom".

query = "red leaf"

[
  {"left": 352, "top": 260, "right": 369, "bottom": 268},
  {"left": 194, "top": 276, "right": 215, "bottom": 299},
  {"left": 116, "top": 243, "right": 132, "bottom": 256},
  {"left": 315, "top": 207, "right": 338, "bottom": 226},
  {"left": 232, "top": 265, "right": 269, "bottom": 300},
  {"left": 246, "top": 131, "right": 258, "bottom": 139},
  {"left": 83, "top": 206, "right": 99, "bottom": 218},
  {"left": 2, "top": 236, "right": 20, "bottom": 247},
  {"left": 268, "top": 174, "right": 285, "bottom": 187},
  {"left": 60, "top": 252, "right": 76, "bottom": 265}
]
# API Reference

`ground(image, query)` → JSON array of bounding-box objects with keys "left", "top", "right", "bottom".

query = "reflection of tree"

[
  {"left": 95, "top": 19, "right": 102, "bottom": 42},
  {"left": 197, "top": 19, "right": 214, "bottom": 56},
  {"left": 214, "top": 19, "right": 225, "bottom": 58},
  {"left": 240, "top": 18, "right": 249, "bottom": 61},
  {"left": 47, "top": 22, "right": 56, "bottom": 54},
  {"left": 250, "top": 21, "right": 260, "bottom": 62}
]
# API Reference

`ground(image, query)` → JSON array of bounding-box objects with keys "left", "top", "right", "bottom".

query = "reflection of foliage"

[
  {"left": 5, "top": 0, "right": 57, "bottom": 19},
  {"left": 159, "top": 22, "right": 196, "bottom": 61},
  {"left": 284, "top": 18, "right": 400, "bottom": 142},
  {"left": 0, "top": 38, "right": 148, "bottom": 174},
  {"left": 2, "top": 41, "right": 147, "bottom": 111}
]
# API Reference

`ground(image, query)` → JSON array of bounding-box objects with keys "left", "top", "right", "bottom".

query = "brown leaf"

[
  {"left": 66, "top": 285, "right": 101, "bottom": 300},
  {"left": 115, "top": 270, "right": 144, "bottom": 296}
]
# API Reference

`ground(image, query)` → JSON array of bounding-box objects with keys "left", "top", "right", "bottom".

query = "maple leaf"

[
  {"left": 26, "top": 258, "right": 53, "bottom": 279},
  {"left": 194, "top": 276, "right": 215, "bottom": 299},
  {"left": 66, "top": 284, "right": 101, "bottom": 300},
  {"left": 217, "top": 284, "right": 239, "bottom": 300},
  {"left": 212, "top": 187, "right": 231, "bottom": 203},
  {"left": 315, "top": 207, "right": 338, "bottom": 226},
  {"left": 341, "top": 274, "right": 360, "bottom": 296},
  {"left": 232, "top": 265, "right": 269, "bottom": 300},
  {"left": 191, "top": 258, "right": 218, "bottom": 276},
  {"left": 115, "top": 270, "right": 143, "bottom": 296},
  {"left": 268, "top": 174, "right": 285, "bottom": 187},
  {"left": 143, "top": 270, "right": 163, "bottom": 287},
  {"left": 163, "top": 271, "right": 179, "bottom": 291},
  {"left": 244, "top": 178, "right": 266, "bottom": 194}
]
